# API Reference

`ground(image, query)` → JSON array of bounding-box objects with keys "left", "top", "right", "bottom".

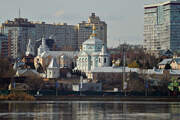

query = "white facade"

[
  {"left": 72, "top": 83, "right": 102, "bottom": 92},
  {"left": 26, "top": 39, "right": 35, "bottom": 56},
  {"left": 38, "top": 37, "right": 49, "bottom": 56},
  {"left": 35, "top": 38, "right": 78, "bottom": 71},
  {"left": 76, "top": 25, "right": 110, "bottom": 73},
  {"left": 47, "top": 57, "right": 60, "bottom": 79}
]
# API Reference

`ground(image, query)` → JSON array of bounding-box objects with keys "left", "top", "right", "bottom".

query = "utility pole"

[
  {"left": 55, "top": 80, "right": 59, "bottom": 96},
  {"left": 80, "top": 76, "right": 83, "bottom": 96},
  {"left": 122, "top": 43, "right": 127, "bottom": 96}
]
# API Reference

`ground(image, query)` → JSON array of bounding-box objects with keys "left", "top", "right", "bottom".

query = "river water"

[{"left": 0, "top": 101, "right": 179, "bottom": 120}]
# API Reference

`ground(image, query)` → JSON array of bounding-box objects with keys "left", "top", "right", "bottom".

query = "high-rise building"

[
  {"left": 1, "top": 18, "right": 35, "bottom": 58},
  {"left": 77, "top": 13, "right": 107, "bottom": 49},
  {"left": 0, "top": 34, "right": 8, "bottom": 57},
  {"left": 144, "top": 0, "right": 180, "bottom": 53}
]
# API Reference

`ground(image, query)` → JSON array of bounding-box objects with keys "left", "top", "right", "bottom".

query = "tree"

[
  {"left": 25, "top": 76, "right": 44, "bottom": 91},
  {"left": 128, "top": 61, "right": 139, "bottom": 68},
  {"left": 0, "top": 58, "right": 15, "bottom": 78}
]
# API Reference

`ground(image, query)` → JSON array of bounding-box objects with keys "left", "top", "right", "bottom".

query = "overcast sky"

[{"left": 0, "top": 0, "right": 168, "bottom": 47}]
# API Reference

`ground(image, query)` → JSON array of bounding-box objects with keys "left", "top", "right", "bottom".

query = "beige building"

[
  {"left": 170, "top": 58, "right": 180, "bottom": 70},
  {"left": 77, "top": 13, "right": 107, "bottom": 49}
]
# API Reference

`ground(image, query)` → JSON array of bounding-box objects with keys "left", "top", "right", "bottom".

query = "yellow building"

[{"left": 170, "top": 58, "right": 180, "bottom": 70}]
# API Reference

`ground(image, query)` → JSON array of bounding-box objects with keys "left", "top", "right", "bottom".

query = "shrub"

[{"left": 0, "top": 93, "right": 35, "bottom": 101}]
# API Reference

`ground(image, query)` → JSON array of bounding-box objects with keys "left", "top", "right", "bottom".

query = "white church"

[{"left": 76, "top": 25, "right": 110, "bottom": 76}]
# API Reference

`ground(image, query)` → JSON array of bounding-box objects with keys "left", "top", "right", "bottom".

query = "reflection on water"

[{"left": 0, "top": 101, "right": 180, "bottom": 120}]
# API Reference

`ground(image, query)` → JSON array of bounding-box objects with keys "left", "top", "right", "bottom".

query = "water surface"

[{"left": 0, "top": 101, "right": 179, "bottom": 120}]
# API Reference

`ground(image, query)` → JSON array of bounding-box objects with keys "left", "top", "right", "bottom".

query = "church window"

[{"left": 99, "top": 58, "right": 101, "bottom": 63}]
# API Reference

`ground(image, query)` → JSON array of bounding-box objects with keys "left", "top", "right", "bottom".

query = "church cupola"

[
  {"left": 26, "top": 39, "right": 35, "bottom": 56},
  {"left": 38, "top": 37, "right": 49, "bottom": 56},
  {"left": 98, "top": 45, "right": 109, "bottom": 67}
]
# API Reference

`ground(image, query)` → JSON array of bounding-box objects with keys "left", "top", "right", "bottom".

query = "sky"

[{"left": 0, "top": 0, "right": 168, "bottom": 48}]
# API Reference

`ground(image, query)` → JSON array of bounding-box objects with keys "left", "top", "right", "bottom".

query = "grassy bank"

[{"left": 0, "top": 93, "right": 35, "bottom": 101}]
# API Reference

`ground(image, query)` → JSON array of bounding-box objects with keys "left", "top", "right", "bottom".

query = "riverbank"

[
  {"left": 0, "top": 93, "right": 35, "bottom": 101},
  {"left": 35, "top": 96, "right": 180, "bottom": 102}
]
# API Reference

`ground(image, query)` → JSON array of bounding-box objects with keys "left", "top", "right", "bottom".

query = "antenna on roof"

[{"left": 19, "top": 8, "right": 21, "bottom": 18}]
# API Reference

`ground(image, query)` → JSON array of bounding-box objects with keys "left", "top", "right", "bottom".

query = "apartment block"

[
  {"left": 1, "top": 18, "right": 35, "bottom": 58},
  {"left": 144, "top": 0, "right": 180, "bottom": 54},
  {"left": 33, "top": 22, "right": 78, "bottom": 51},
  {"left": 0, "top": 34, "right": 8, "bottom": 57}
]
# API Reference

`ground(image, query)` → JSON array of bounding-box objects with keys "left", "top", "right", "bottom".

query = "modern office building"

[
  {"left": 77, "top": 13, "right": 107, "bottom": 49},
  {"left": 1, "top": 18, "right": 35, "bottom": 58},
  {"left": 144, "top": 0, "right": 180, "bottom": 53}
]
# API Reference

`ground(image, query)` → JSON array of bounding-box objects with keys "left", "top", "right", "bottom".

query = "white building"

[
  {"left": 72, "top": 80, "right": 102, "bottom": 92},
  {"left": 76, "top": 25, "right": 110, "bottom": 74},
  {"left": 34, "top": 37, "right": 78, "bottom": 72}
]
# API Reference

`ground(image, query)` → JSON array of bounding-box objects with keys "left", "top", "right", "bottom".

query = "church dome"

[
  {"left": 83, "top": 37, "right": 103, "bottom": 45},
  {"left": 82, "top": 25, "right": 103, "bottom": 45}
]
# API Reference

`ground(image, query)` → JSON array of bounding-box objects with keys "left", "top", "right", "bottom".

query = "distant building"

[
  {"left": 144, "top": 0, "right": 180, "bottom": 53},
  {"left": 1, "top": 13, "right": 107, "bottom": 58},
  {"left": 1, "top": 18, "right": 35, "bottom": 58},
  {"left": 0, "top": 34, "right": 8, "bottom": 57},
  {"left": 77, "top": 13, "right": 107, "bottom": 49},
  {"left": 33, "top": 22, "right": 78, "bottom": 50}
]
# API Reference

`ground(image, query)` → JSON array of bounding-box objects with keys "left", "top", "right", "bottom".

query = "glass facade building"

[{"left": 144, "top": 0, "right": 180, "bottom": 53}]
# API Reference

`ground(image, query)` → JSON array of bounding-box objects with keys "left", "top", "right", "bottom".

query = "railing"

[{"left": 0, "top": 90, "right": 177, "bottom": 97}]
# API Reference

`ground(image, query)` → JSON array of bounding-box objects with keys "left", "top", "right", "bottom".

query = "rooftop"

[{"left": 144, "top": 0, "right": 180, "bottom": 8}]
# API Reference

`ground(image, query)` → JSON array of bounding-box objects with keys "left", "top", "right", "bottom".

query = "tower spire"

[{"left": 90, "top": 24, "right": 96, "bottom": 38}]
